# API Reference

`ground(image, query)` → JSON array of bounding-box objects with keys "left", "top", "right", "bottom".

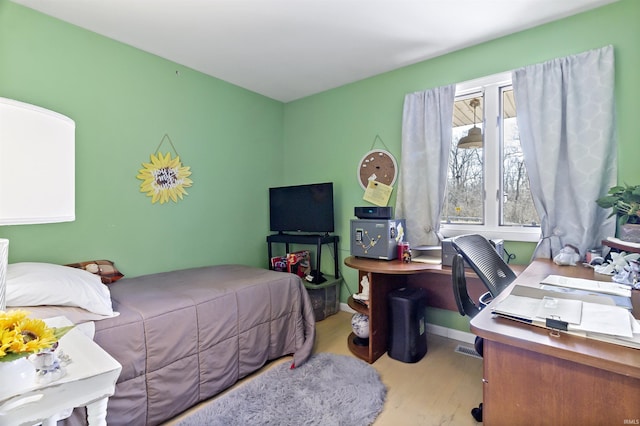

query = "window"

[{"left": 440, "top": 73, "right": 540, "bottom": 242}]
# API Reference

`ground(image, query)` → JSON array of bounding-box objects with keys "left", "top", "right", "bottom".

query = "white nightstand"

[{"left": 0, "top": 317, "right": 122, "bottom": 426}]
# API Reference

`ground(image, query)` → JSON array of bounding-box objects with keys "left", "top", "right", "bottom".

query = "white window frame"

[{"left": 440, "top": 72, "right": 540, "bottom": 243}]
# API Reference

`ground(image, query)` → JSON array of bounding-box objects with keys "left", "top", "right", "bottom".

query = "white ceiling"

[{"left": 12, "top": 0, "right": 618, "bottom": 102}]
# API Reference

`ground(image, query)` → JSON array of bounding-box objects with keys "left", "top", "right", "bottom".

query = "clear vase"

[{"left": 0, "top": 357, "right": 36, "bottom": 399}]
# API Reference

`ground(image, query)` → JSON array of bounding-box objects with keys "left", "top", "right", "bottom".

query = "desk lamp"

[{"left": 0, "top": 97, "right": 75, "bottom": 311}]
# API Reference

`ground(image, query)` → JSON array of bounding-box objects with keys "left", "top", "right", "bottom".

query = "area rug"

[{"left": 175, "top": 352, "right": 387, "bottom": 426}]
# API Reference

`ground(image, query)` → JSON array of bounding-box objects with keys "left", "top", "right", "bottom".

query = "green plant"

[{"left": 596, "top": 184, "right": 640, "bottom": 226}]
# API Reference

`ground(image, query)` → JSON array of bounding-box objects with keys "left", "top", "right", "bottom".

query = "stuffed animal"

[{"left": 553, "top": 245, "right": 580, "bottom": 266}]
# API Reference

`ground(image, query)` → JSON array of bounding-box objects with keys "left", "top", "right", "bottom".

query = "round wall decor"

[{"left": 357, "top": 149, "right": 398, "bottom": 190}]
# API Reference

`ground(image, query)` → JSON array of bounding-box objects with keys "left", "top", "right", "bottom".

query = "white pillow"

[
  {"left": 11, "top": 305, "right": 118, "bottom": 324},
  {"left": 6, "top": 262, "right": 115, "bottom": 316}
]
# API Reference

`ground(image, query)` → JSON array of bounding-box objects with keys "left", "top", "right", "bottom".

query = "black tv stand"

[{"left": 266, "top": 233, "right": 340, "bottom": 283}]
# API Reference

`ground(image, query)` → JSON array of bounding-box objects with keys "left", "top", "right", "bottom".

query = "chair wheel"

[{"left": 471, "top": 403, "right": 483, "bottom": 422}]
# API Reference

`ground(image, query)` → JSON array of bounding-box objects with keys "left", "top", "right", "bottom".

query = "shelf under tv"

[{"left": 266, "top": 233, "right": 340, "bottom": 282}]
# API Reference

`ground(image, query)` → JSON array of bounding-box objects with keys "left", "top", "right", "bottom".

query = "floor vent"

[{"left": 454, "top": 344, "right": 482, "bottom": 359}]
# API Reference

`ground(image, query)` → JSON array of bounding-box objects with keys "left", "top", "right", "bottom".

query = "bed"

[{"left": 5, "top": 262, "right": 316, "bottom": 426}]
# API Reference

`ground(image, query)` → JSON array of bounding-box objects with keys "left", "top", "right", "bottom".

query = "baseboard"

[
  {"left": 339, "top": 303, "right": 476, "bottom": 345},
  {"left": 425, "top": 323, "right": 476, "bottom": 345}
]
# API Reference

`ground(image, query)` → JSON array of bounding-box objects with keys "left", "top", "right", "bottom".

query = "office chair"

[
  {"left": 452, "top": 253, "right": 482, "bottom": 320},
  {"left": 451, "top": 252, "right": 485, "bottom": 356},
  {"left": 452, "top": 234, "right": 516, "bottom": 305},
  {"left": 450, "top": 234, "right": 517, "bottom": 423}
]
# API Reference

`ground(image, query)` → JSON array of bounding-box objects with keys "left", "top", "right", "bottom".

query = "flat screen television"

[{"left": 269, "top": 182, "right": 334, "bottom": 234}]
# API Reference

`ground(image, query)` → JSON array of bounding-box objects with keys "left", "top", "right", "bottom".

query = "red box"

[
  {"left": 287, "top": 250, "right": 311, "bottom": 278},
  {"left": 270, "top": 255, "right": 288, "bottom": 272}
]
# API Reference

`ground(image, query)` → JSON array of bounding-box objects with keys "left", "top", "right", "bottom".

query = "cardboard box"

[
  {"left": 287, "top": 250, "right": 311, "bottom": 278},
  {"left": 270, "top": 255, "right": 288, "bottom": 272}
]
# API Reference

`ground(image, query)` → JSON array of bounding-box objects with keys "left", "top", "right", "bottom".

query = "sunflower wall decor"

[{"left": 137, "top": 134, "right": 193, "bottom": 204}]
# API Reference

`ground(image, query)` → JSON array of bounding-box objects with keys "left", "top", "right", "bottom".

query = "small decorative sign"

[{"left": 137, "top": 134, "right": 193, "bottom": 204}]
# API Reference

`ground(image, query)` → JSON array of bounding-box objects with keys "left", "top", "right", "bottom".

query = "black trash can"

[{"left": 387, "top": 287, "right": 427, "bottom": 363}]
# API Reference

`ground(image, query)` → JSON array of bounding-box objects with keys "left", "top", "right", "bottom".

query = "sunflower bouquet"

[{"left": 0, "top": 310, "right": 73, "bottom": 363}]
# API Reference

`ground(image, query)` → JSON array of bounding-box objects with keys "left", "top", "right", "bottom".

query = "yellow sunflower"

[
  {"left": 0, "top": 310, "right": 72, "bottom": 362},
  {"left": 137, "top": 152, "right": 193, "bottom": 204}
]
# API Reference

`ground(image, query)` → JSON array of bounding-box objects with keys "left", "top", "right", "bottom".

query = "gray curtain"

[
  {"left": 396, "top": 85, "right": 456, "bottom": 247},
  {"left": 512, "top": 45, "right": 617, "bottom": 259}
]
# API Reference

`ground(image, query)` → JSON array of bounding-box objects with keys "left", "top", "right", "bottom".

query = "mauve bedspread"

[{"left": 65, "top": 264, "right": 316, "bottom": 426}]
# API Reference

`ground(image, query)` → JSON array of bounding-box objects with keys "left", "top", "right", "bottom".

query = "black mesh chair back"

[
  {"left": 451, "top": 234, "right": 516, "bottom": 299},
  {"left": 451, "top": 253, "right": 481, "bottom": 318},
  {"left": 451, "top": 234, "right": 512, "bottom": 423}
]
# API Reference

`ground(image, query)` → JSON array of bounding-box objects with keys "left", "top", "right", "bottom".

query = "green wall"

[
  {"left": 282, "top": 0, "right": 639, "bottom": 331},
  {"left": 1, "top": 0, "right": 638, "bottom": 333},
  {"left": 0, "top": 0, "right": 285, "bottom": 276}
]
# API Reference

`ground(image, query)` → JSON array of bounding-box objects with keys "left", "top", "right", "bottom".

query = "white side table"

[{"left": 0, "top": 317, "right": 122, "bottom": 426}]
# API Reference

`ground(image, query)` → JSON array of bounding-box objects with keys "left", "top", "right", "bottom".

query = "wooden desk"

[
  {"left": 343, "top": 256, "right": 525, "bottom": 363},
  {"left": 471, "top": 259, "right": 640, "bottom": 425}
]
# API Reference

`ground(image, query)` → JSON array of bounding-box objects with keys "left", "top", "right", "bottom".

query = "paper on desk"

[
  {"left": 512, "top": 284, "right": 615, "bottom": 306},
  {"left": 540, "top": 284, "right": 632, "bottom": 310},
  {"left": 583, "top": 316, "right": 640, "bottom": 349},
  {"left": 535, "top": 296, "right": 583, "bottom": 325},
  {"left": 492, "top": 294, "right": 544, "bottom": 323},
  {"left": 493, "top": 294, "right": 582, "bottom": 325},
  {"left": 541, "top": 275, "right": 631, "bottom": 298},
  {"left": 573, "top": 302, "right": 633, "bottom": 338},
  {"left": 412, "top": 254, "right": 442, "bottom": 264},
  {"left": 413, "top": 245, "right": 442, "bottom": 251},
  {"left": 493, "top": 286, "right": 633, "bottom": 338},
  {"left": 411, "top": 245, "right": 442, "bottom": 264}
]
